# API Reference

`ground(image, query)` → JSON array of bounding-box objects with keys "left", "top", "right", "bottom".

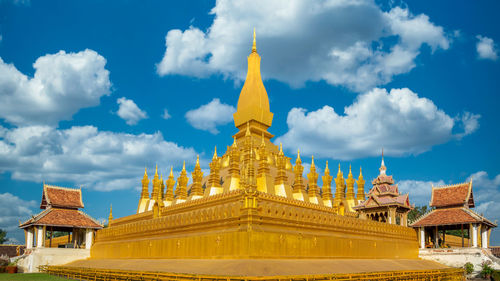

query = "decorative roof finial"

[
  {"left": 325, "top": 160, "right": 330, "bottom": 174},
  {"left": 232, "top": 136, "right": 237, "bottom": 147},
  {"left": 213, "top": 146, "right": 218, "bottom": 160},
  {"left": 379, "top": 148, "right": 387, "bottom": 175},
  {"left": 182, "top": 161, "right": 186, "bottom": 172},
  {"left": 311, "top": 155, "right": 315, "bottom": 168},
  {"left": 169, "top": 166, "right": 174, "bottom": 177},
  {"left": 155, "top": 164, "right": 158, "bottom": 176},
  {"left": 296, "top": 149, "right": 301, "bottom": 163},
  {"left": 196, "top": 155, "right": 200, "bottom": 167},
  {"left": 144, "top": 167, "right": 148, "bottom": 177},
  {"left": 252, "top": 28, "right": 257, "bottom": 53}
]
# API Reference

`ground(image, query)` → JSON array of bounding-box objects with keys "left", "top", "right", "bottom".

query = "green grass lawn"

[{"left": 0, "top": 273, "right": 73, "bottom": 280}]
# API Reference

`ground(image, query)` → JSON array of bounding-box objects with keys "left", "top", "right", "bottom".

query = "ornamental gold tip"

[{"left": 252, "top": 28, "right": 257, "bottom": 53}]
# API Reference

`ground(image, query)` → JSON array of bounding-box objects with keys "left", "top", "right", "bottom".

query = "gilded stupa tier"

[{"left": 92, "top": 32, "right": 417, "bottom": 260}]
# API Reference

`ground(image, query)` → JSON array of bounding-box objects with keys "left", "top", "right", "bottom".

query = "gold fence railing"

[{"left": 40, "top": 265, "right": 465, "bottom": 281}]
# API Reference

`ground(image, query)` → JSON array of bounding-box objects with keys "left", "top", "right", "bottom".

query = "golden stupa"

[{"left": 91, "top": 31, "right": 419, "bottom": 261}]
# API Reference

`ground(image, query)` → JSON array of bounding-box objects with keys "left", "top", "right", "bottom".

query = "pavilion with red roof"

[
  {"left": 19, "top": 184, "right": 103, "bottom": 250},
  {"left": 410, "top": 180, "right": 496, "bottom": 248}
]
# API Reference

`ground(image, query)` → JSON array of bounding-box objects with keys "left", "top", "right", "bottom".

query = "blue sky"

[{"left": 0, "top": 0, "right": 499, "bottom": 246}]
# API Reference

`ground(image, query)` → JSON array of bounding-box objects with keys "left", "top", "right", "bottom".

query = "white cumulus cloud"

[
  {"left": 0, "top": 193, "right": 37, "bottom": 244},
  {"left": 398, "top": 179, "right": 445, "bottom": 206},
  {"left": 476, "top": 35, "right": 498, "bottom": 60},
  {"left": 162, "top": 109, "right": 171, "bottom": 120},
  {"left": 156, "top": 1, "right": 449, "bottom": 92},
  {"left": 185, "top": 98, "right": 236, "bottom": 134},
  {"left": 116, "top": 97, "right": 148, "bottom": 125},
  {"left": 275, "top": 88, "right": 479, "bottom": 160},
  {"left": 0, "top": 125, "right": 197, "bottom": 191},
  {"left": 0, "top": 50, "right": 111, "bottom": 126}
]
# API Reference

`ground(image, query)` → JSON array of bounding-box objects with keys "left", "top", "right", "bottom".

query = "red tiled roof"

[
  {"left": 354, "top": 193, "right": 411, "bottom": 209},
  {"left": 20, "top": 208, "right": 102, "bottom": 229},
  {"left": 411, "top": 207, "right": 496, "bottom": 227},
  {"left": 371, "top": 174, "right": 394, "bottom": 185},
  {"left": 41, "top": 184, "right": 84, "bottom": 209},
  {"left": 430, "top": 181, "right": 473, "bottom": 208}
]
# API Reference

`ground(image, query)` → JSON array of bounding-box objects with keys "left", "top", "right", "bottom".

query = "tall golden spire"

[
  {"left": 175, "top": 161, "right": 188, "bottom": 200},
  {"left": 307, "top": 156, "right": 319, "bottom": 197},
  {"left": 108, "top": 204, "right": 113, "bottom": 227},
  {"left": 322, "top": 161, "right": 333, "bottom": 200},
  {"left": 346, "top": 165, "right": 355, "bottom": 200},
  {"left": 233, "top": 29, "right": 273, "bottom": 138},
  {"left": 140, "top": 167, "right": 149, "bottom": 199},
  {"left": 191, "top": 155, "right": 204, "bottom": 197},
  {"left": 165, "top": 166, "right": 175, "bottom": 201},
  {"left": 356, "top": 167, "right": 366, "bottom": 201}
]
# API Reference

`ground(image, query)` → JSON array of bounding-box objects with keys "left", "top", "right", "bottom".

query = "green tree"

[
  {"left": 0, "top": 229, "right": 7, "bottom": 244},
  {"left": 408, "top": 205, "right": 433, "bottom": 223}
]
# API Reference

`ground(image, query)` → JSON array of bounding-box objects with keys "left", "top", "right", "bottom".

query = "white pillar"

[
  {"left": 36, "top": 226, "right": 44, "bottom": 248},
  {"left": 472, "top": 224, "right": 478, "bottom": 247},
  {"left": 481, "top": 226, "right": 488, "bottom": 248},
  {"left": 26, "top": 228, "right": 34, "bottom": 249},
  {"left": 85, "top": 229, "right": 93, "bottom": 249},
  {"left": 420, "top": 227, "right": 425, "bottom": 249}
]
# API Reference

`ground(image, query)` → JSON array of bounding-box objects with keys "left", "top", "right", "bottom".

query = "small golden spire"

[
  {"left": 213, "top": 146, "right": 218, "bottom": 160},
  {"left": 108, "top": 204, "right": 113, "bottom": 223},
  {"left": 296, "top": 149, "right": 301, "bottom": 163},
  {"left": 359, "top": 166, "right": 363, "bottom": 178},
  {"left": 232, "top": 136, "right": 237, "bottom": 147},
  {"left": 325, "top": 160, "right": 330, "bottom": 174},
  {"left": 155, "top": 164, "right": 158, "bottom": 176},
  {"left": 182, "top": 161, "right": 186, "bottom": 172},
  {"left": 311, "top": 155, "right": 315, "bottom": 168},
  {"left": 349, "top": 164, "right": 352, "bottom": 176},
  {"left": 252, "top": 28, "right": 257, "bottom": 53},
  {"left": 195, "top": 155, "right": 200, "bottom": 167},
  {"left": 169, "top": 166, "right": 174, "bottom": 177},
  {"left": 279, "top": 143, "right": 283, "bottom": 155},
  {"left": 338, "top": 163, "right": 342, "bottom": 176},
  {"left": 144, "top": 167, "right": 148, "bottom": 177},
  {"left": 245, "top": 122, "right": 251, "bottom": 136}
]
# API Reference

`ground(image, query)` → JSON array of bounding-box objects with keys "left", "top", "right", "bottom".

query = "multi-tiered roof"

[
  {"left": 411, "top": 181, "right": 495, "bottom": 228},
  {"left": 20, "top": 184, "right": 102, "bottom": 230}
]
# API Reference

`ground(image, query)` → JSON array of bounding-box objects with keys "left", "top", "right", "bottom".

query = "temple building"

[
  {"left": 353, "top": 152, "right": 412, "bottom": 226},
  {"left": 411, "top": 181, "right": 496, "bottom": 248},
  {"left": 44, "top": 32, "right": 463, "bottom": 280},
  {"left": 92, "top": 32, "right": 419, "bottom": 262},
  {"left": 19, "top": 184, "right": 103, "bottom": 249}
]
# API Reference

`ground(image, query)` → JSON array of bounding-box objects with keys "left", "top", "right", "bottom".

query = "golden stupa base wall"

[{"left": 92, "top": 190, "right": 418, "bottom": 259}]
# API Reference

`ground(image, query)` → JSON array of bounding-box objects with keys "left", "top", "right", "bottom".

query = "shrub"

[
  {"left": 491, "top": 270, "right": 500, "bottom": 281},
  {"left": 481, "top": 261, "right": 493, "bottom": 278},
  {"left": 464, "top": 262, "right": 474, "bottom": 274}
]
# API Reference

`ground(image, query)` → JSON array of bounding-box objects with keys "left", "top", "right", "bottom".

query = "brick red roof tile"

[
  {"left": 430, "top": 182, "right": 473, "bottom": 208},
  {"left": 20, "top": 208, "right": 102, "bottom": 229},
  {"left": 411, "top": 207, "right": 494, "bottom": 227},
  {"left": 41, "top": 184, "right": 84, "bottom": 209}
]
